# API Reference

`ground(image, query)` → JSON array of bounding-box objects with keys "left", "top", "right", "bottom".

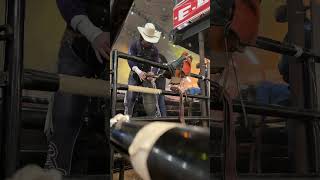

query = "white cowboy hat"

[{"left": 137, "top": 23, "right": 161, "bottom": 44}]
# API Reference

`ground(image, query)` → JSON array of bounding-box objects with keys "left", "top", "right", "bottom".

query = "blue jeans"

[
  {"left": 124, "top": 71, "right": 160, "bottom": 117},
  {"left": 155, "top": 77, "right": 167, "bottom": 117},
  {"left": 255, "top": 81, "right": 289, "bottom": 105}
]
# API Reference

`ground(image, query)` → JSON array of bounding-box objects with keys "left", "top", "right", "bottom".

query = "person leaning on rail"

[
  {"left": 275, "top": 4, "right": 311, "bottom": 84},
  {"left": 44, "top": 0, "right": 110, "bottom": 176},
  {"left": 124, "top": 23, "right": 162, "bottom": 117}
]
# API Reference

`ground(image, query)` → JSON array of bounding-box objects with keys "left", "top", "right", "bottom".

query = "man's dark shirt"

[
  {"left": 56, "top": 0, "right": 87, "bottom": 25},
  {"left": 128, "top": 40, "right": 160, "bottom": 74},
  {"left": 56, "top": 0, "right": 109, "bottom": 74},
  {"left": 56, "top": 0, "right": 109, "bottom": 31}
]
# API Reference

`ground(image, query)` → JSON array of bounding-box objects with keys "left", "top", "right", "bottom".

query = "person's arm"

[
  {"left": 57, "top": 0, "right": 102, "bottom": 44},
  {"left": 128, "top": 42, "right": 145, "bottom": 77},
  {"left": 56, "top": 0, "right": 110, "bottom": 62},
  {"left": 151, "top": 48, "right": 160, "bottom": 74},
  {"left": 128, "top": 42, "right": 138, "bottom": 70}
]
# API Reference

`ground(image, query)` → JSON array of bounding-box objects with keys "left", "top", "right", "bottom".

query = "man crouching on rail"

[{"left": 124, "top": 23, "right": 161, "bottom": 117}]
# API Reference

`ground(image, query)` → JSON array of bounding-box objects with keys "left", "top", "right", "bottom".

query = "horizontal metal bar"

[
  {"left": 212, "top": 173, "right": 320, "bottom": 179},
  {"left": 0, "top": 71, "right": 7, "bottom": 86},
  {"left": 118, "top": 84, "right": 209, "bottom": 99},
  {"left": 21, "top": 69, "right": 110, "bottom": 97},
  {"left": 117, "top": 52, "right": 208, "bottom": 81},
  {"left": 237, "top": 177, "right": 319, "bottom": 180},
  {"left": 249, "top": 36, "right": 320, "bottom": 61},
  {"left": 23, "top": 69, "right": 59, "bottom": 91},
  {"left": 0, "top": 24, "right": 12, "bottom": 32},
  {"left": 112, "top": 166, "right": 133, "bottom": 173},
  {"left": 22, "top": 107, "right": 47, "bottom": 112},
  {"left": 190, "top": 73, "right": 208, "bottom": 81},
  {"left": 20, "top": 150, "right": 47, "bottom": 153},
  {"left": 239, "top": 173, "right": 320, "bottom": 178},
  {"left": 63, "top": 175, "right": 110, "bottom": 180},
  {"left": 130, "top": 116, "right": 211, "bottom": 122},
  {"left": 0, "top": 26, "right": 7, "bottom": 31},
  {"left": 21, "top": 96, "right": 48, "bottom": 104},
  {"left": 0, "top": 24, "right": 13, "bottom": 41},
  {"left": 236, "top": 101, "right": 320, "bottom": 119},
  {"left": 0, "top": 35, "right": 12, "bottom": 41},
  {"left": 212, "top": 100, "right": 320, "bottom": 119},
  {"left": 118, "top": 52, "right": 169, "bottom": 70},
  {"left": 259, "top": 118, "right": 286, "bottom": 124}
]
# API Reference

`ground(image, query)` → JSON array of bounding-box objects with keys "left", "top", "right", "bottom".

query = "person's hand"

[
  {"left": 146, "top": 72, "right": 155, "bottom": 81},
  {"left": 92, "top": 32, "right": 110, "bottom": 63},
  {"left": 138, "top": 71, "right": 147, "bottom": 81}
]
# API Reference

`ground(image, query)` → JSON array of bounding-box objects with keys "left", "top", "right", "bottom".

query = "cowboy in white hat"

[
  {"left": 124, "top": 23, "right": 162, "bottom": 117},
  {"left": 137, "top": 23, "right": 161, "bottom": 44}
]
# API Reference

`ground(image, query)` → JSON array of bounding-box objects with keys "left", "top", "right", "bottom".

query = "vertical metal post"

[
  {"left": 0, "top": 86, "right": 3, "bottom": 178},
  {"left": 199, "top": 32, "right": 208, "bottom": 127},
  {"left": 111, "top": 50, "right": 126, "bottom": 180},
  {"left": 311, "top": 0, "right": 320, "bottom": 173},
  {"left": 0, "top": 0, "right": 6, "bottom": 176},
  {"left": 206, "top": 44, "right": 211, "bottom": 122},
  {"left": 287, "top": 0, "right": 309, "bottom": 174},
  {"left": 2, "top": 0, "right": 25, "bottom": 177},
  {"left": 110, "top": 50, "right": 119, "bottom": 180},
  {"left": 0, "top": 2, "right": 5, "bottom": 70},
  {"left": 111, "top": 50, "right": 118, "bottom": 117},
  {"left": 119, "top": 160, "right": 125, "bottom": 180}
]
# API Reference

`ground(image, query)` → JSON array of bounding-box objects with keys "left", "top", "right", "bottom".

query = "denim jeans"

[
  {"left": 124, "top": 71, "right": 160, "bottom": 117},
  {"left": 155, "top": 77, "right": 167, "bottom": 117},
  {"left": 44, "top": 31, "right": 106, "bottom": 175}
]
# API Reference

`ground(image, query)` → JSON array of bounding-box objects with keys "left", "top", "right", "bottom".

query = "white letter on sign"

[
  {"left": 197, "top": 0, "right": 208, "bottom": 7},
  {"left": 178, "top": 5, "right": 191, "bottom": 21}
]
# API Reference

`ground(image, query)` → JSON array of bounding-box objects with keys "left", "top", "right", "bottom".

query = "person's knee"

[{"left": 8, "top": 165, "right": 62, "bottom": 180}]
